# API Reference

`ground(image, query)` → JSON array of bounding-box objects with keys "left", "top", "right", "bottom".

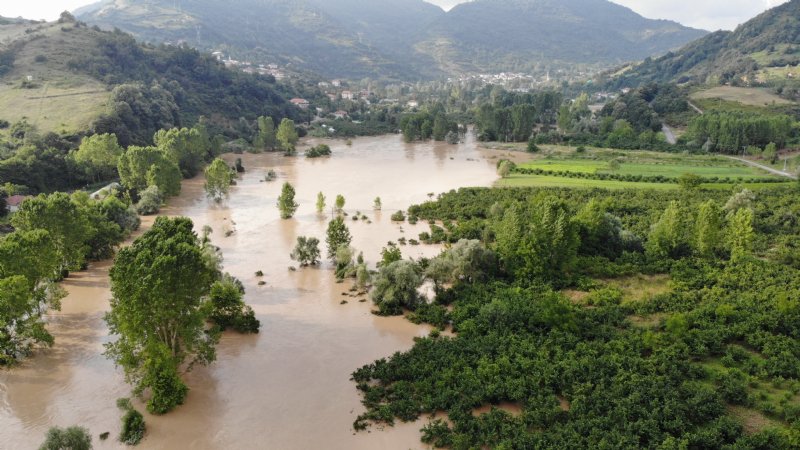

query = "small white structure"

[
  {"left": 341, "top": 90, "right": 355, "bottom": 100},
  {"left": 6, "top": 195, "right": 31, "bottom": 213},
  {"left": 290, "top": 98, "right": 310, "bottom": 109}
]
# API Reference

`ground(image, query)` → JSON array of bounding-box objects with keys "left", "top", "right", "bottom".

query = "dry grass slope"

[{"left": 0, "top": 21, "right": 110, "bottom": 133}]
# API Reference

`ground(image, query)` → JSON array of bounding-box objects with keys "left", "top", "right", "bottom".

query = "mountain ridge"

[
  {"left": 607, "top": 0, "right": 800, "bottom": 92},
  {"left": 76, "top": 0, "right": 707, "bottom": 79}
]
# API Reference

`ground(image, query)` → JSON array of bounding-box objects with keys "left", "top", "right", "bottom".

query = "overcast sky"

[{"left": 0, "top": 0, "right": 791, "bottom": 31}]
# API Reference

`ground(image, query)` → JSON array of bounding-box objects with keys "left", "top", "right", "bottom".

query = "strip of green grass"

[
  {"left": 497, "top": 174, "right": 794, "bottom": 190},
  {"left": 518, "top": 158, "right": 772, "bottom": 179}
]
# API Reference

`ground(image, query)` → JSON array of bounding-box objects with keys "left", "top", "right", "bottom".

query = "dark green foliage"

[
  {"left": 105, "top": 217, "right": 219, "bottom": 415},
  {"left": 475, "top": 91, "right": 562, "bottom": 142},
  {"left": 117, "top": 398, "right": 145, "bottom": 445},
  {"left": 400, "top": 107, "right": 457, "bottom": 142},
  {"left": 326, "top": 217, "right": 352, "bottom": 261},
  {"left": 305, "top": 144, "right": 331, "bottom": 158},
  {"left": 354, "top": 183, "right": 800, "bottom": 447},
  {"left": 73, "top": 30, "right": 298, "bottom": 146},
  {"left": 686, "top": 111, "right": 794, "bottom": 153},
  {"left": 209, "top": 276, "right": 260, "bottom": 334},
  {"left": 38, "top": 426, "right": 92, "bottom": 450}
]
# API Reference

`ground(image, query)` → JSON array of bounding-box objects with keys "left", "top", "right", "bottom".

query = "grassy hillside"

[
  {"left": 0, "top": 15, "right": 299, "bottom": 143},
  {"left": 0, "top": 20, "right": 110, "bottom": 133},
  {"left": 607, "top": 0, "right": 800, "bottom": 100}
]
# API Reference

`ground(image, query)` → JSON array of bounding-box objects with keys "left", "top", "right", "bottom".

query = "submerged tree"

[
  {"left": 370, "top": 260, "right": 423, "bottom": 315},
  {"left": 208, "top": 275, "right": 260, "bottom": 334},
  {"left": 290, "top": 236, "right": 321, "bottom": 266},
  {"left": 204, "top": 158, "right": 234, "bottom": 201},
  {"left": 316, "top": 192, "right": 326, "bottom": 214},
  {"left": 326, "top": 217, "right": 352, "bottom": 261},
  {"left": 38, "top": 426, "right": 92, "bottom": 450},
  {"left": 105, "top": 217, "right": 219, "bottom": 414},
  {"left": 335, "top": 194, "right": 346, "bottom": 212},
  {"left": 276, "top": 118, "right": 299, "bottom": 155},
  {"left": 277, "top": 182, "right": 299, "bottom": 219}
]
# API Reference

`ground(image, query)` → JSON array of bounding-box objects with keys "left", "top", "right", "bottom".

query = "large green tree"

[
  {"left": 276, "top": 118, "right": 299, "bottom": 154},
  {"left": 253, "top": 116, "right": 277, "bottom": 150},
  {"left": 277, "top": 182, "right": 299, "bottom": 219},
  {"left": 11, "top": 192, "right": 92, "bottom": 271},
  {"left": 204, "top": 158, "right": 233, "bottom": 201},
  {"left": 154, "top": 127, "right": 209, "bottom": 178},
  {"left": 118, "top": 146, "right": 181, "bottom": 197},
  {"left": 105, "top": 217, "right": 219, "bottom": 414},
  {"left": 370, "top": 260, "right": 423, "bottom": 315},
  {"left": 326, "top": 217, "right": 352, "bottom": 261},
  {"left": 694, "top": 200, "right": 723, "bottom": 258},
  {"left": 71, "top": 133, "right": 123, "bottom": 183}
]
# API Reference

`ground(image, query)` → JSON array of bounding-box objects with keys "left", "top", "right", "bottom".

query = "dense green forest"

[
  {"left": 353, "top": 184, "right": 800, "bottom": 448},
  {"left": 72, "top": 28, "right": 303, "bottom": 146}
]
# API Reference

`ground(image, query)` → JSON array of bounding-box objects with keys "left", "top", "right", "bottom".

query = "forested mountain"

[
  {"left": 76, "top": 0, "right": 441, "bottom": 79},
  {"left": 0, "top": 13, "right": 302, "bottom": 193},
  {"left": 413, "top": 0, "right": 706, "bottom": 74},
  {"left": 608, "top": 0, "right": 800, "bottom": 92},
  {"left": 0, "top": 14, "right": 299, "bottom": 143},
  {"left": 76, "top": 0, "right": 705, "bottom": 79}
]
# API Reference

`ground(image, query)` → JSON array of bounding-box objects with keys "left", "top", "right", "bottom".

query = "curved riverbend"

[{"left": 0, "top": 133, "right": 499, "bottom": 449}]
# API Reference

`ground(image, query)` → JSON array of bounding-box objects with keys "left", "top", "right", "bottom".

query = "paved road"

[
  {"left": 662, "top": 125, "right": 677, "bottom": 144},
  {"left": 726, "top": 156, "right": 798, "bottom": 180}
]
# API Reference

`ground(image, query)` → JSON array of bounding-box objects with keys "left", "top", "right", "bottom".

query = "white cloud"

[
  {"left": 0, "top": 1, "right": 97, "bottom": 21},
  {"left": 610, "top": 0, "right": 790, "bottom": 30}
]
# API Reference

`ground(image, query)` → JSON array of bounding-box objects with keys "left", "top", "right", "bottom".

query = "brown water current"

[{"left": 0, "top": 133, "right": 499, "bottom": 449}]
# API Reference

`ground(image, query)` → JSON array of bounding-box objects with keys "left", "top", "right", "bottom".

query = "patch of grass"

[
  {"left": 497, "top": 174, "right": 677, "bottom": 189},
  {"left": 496, "top": 174, "right": 791, "bottom": 190},
  {"left": 604, "top": 274, "right": 671, "bottom": 304},
  {"left": 628, "top": 313, "right": 666, "bottom": 329},
  {"left": 0, "top": 21, "right": 111, "bottom": 132},
  {"left": 727, "top": 405, "right": 783, "bottom": 434},
  {"left": 518, "top": 158, "right": 770, "bottom": 179},
  {"left": 691, "top": 86, "right": 793, "bottom": 107}
]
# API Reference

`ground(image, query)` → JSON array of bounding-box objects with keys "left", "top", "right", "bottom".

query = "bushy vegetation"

[
  {"left": 353, "top": 183, "right": 800, "bottom": 447},
  {"left": 305, "top": 144, "right": 331, "bottom": 158},
  {"left": 116, "top": 397, "right": 145, "bottom": 445},
  {"left": 38, "top": 426, "right": 92, "bottom": 450},
  {"left": 475, "top": 91, "right": 562, "bottom": 142},
  {"left": 208, "top": 276, "right": 260, "bottom": 334}
]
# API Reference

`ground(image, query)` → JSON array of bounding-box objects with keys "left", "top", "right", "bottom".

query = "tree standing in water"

[
  {"left": 277, "top": 182, "right": 299, "bottom": 219},
  {"left": 105, "top": 217, "right": 219, "bottom": 414}
]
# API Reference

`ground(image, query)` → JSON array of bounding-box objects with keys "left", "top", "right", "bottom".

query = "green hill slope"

[
  {"left": 608, "top": 0, "right": 800, "bottom": 95},
  {"left": 0, "top": 15, "right": 298, "bottom": 144}
]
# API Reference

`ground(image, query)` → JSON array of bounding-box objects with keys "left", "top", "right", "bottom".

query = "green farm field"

[{"left": 493, "top": 145, "right": 791, "bottom": 189}]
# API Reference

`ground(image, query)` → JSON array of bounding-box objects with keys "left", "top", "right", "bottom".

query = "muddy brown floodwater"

[{"left": 0, "top": 133, "right": 499, "bottom": 449}]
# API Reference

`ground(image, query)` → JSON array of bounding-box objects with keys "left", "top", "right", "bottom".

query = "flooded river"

[{"left": 0, "top": 133, "right": 499, "bottom": 449}]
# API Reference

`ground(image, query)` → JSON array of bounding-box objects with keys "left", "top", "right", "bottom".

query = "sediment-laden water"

[{"left": 0, "top": 133, "right": 499, "bottom": 449}]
